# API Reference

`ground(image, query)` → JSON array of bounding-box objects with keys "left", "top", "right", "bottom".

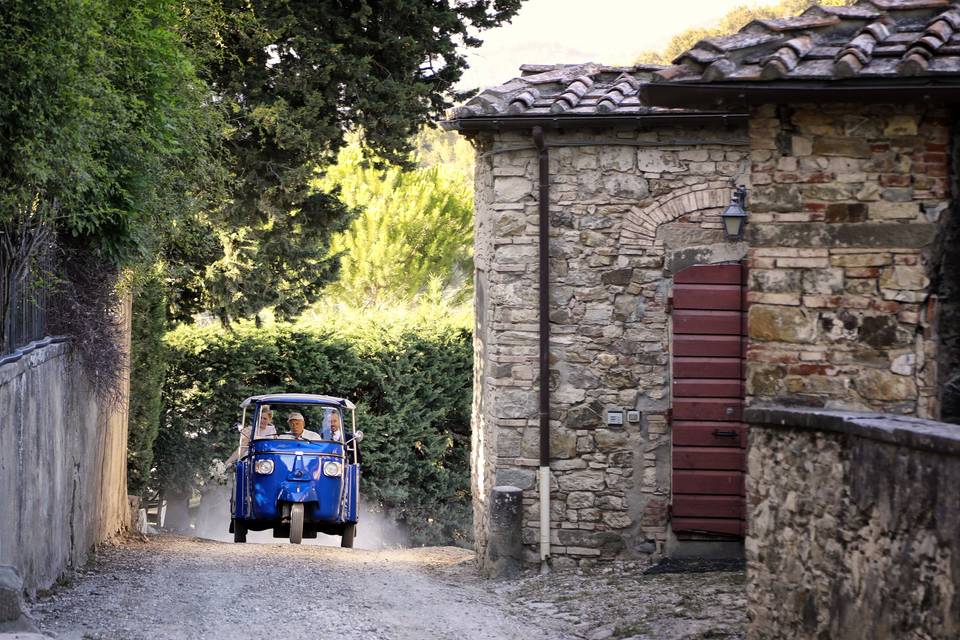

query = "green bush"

[{"left": 157, "top": 308, "right": 472, "bottom": 545}]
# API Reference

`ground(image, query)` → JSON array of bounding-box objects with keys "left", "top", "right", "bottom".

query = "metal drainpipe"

[{"left": 532, "top": 126, "right": 551, "bottom": 571}]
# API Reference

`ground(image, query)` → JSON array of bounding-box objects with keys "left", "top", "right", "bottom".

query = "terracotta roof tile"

[
  {"left": 450, "top": 1, "right": 960, "bottom": 123},
  {"left": 445, "top": 63, "right": 715, "bottom": 121},
  {"left": 819, "top": 5, "right": 883, "bottom": 18},
  {"left": 701, "top": 31, "right": 783, "bottom": 53},
  {"left": 652, "top": 0, "right": 960, "bottom": 85},
  {"left": 871, "top": 0, "right": 949, "bottom": 9},
  {"left": 754, "top": 15, "right": 841, "bottom": 31}
]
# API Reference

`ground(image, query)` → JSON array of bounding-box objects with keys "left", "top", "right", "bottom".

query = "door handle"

[{"left": 712, "top": 429, "right": 738, "bottom": 438}]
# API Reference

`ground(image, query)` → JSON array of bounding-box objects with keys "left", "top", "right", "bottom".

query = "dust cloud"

[{"left": 190, "top": 484, "right": 410, "bottom": 549}]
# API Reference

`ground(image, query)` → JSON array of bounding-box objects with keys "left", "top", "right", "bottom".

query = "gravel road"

[
  {"left": 29, "top": 535, "right": 745, "bottom": 640},
  {"left": 32, "top": 535, "right": 561, "bottom": 640}
]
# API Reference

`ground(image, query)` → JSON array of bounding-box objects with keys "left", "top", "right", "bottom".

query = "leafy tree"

[
  {"left": 314, "top": 139, "right": 474, "bottom": 307},
  {"left": 414, "top": 127, "right": 476, "bottom": 186},
  {"left": 0, "top": 0, "right": 221, "bottom": 379},
  {"left": 635, "top": 0, "right": 857, "bottom": 64},
  {"left": 0, "top": 0, "right": 220, "bottom": 258},
  {"left": 178, "top": 0, "right": 522, "bottom": 322}
]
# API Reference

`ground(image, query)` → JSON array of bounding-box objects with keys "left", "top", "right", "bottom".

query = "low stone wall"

[
  {"left": 0, "top": 339, "right": 130, "bottom": 593},
  {"left": 745, "top": 407, "right": 959, "bottom": 639}
]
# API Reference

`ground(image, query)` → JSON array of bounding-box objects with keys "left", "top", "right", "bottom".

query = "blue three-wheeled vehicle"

[{"left": 229, "top": 393, "right": 362, "bottom": 547}]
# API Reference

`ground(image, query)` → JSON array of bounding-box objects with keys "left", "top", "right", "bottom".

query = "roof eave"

[
  {"left": 642, "top": 80, "right": 960, "bottom": 110},
  {"left": 441, "top": 111, "right": 748, "bottom": 133}
]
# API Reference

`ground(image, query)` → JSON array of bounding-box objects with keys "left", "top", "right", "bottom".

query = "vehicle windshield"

[{"left": 253, "top": 403, "right": 345, "bottom": 443}]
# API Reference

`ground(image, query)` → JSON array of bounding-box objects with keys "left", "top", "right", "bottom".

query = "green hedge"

[
  {"left": 127, "top": 271, "right": 168, "bottom": 497},
  {"left": 157, "top": 312, "right": 473, "bottom": 545}
]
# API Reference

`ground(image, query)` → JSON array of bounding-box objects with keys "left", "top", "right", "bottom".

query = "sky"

[{"left": 458, "top": 0, "right": 767, "bottom": 91}]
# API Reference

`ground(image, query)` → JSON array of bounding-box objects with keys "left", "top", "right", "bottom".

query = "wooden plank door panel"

[
  {"left": 673, "top": 470, "right": 744, "bottom": 495},
  {"left": 673, "top": 284, "right": 743, "bottom": 310},
  {"left": 672, "top": 379, "right": 744, "bottom": 398},
  {"left": 671, "top": 261, "right": 747, "bottom": 539},
  {"left": 672, "top": 310, "right": 745, "bottom": 335},
  {"left": 673, "top": 398, "right": 743, "bottom": 422},
  {"left": 672, "top": 336, "right": 744, "bottom": 358},
  {"left": 672, "top": 495, "right": 746, "bottom": 519},
  {"left": 673, "top": 263, "right": 742, "bottom": 284},
  {"left": 672, "top": 447, "right": 746, "bottom": 471},
  {"left": 673, "top": 357, "right": 742, "bottom": 379},
  {"left": 672, "top": 421, "right": 747, "bottom": 448}
]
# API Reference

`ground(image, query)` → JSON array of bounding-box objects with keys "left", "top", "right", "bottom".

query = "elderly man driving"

[{"left": 282, "top": 411, "right": 322, "bottom": 441}]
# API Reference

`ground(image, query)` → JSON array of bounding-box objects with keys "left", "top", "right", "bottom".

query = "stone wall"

[
  {"left": 0, "top": 336, "right": 130, "bottom": 593},
  {"left": 745, "top": 407, "right": 960, "bottom": 639},
  {"left": 746, "top": 104, "right": 948, "bottom": 418},
  {"left": 471, "top": 124, "right": 749, "bottom": 569}
]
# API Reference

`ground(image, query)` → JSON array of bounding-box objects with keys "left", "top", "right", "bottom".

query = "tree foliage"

[
  {"left": 0, "top": 0, "right": 221, "bottom": 393},
  {"left": 159, "top": 309, "right": 473, "bottom": 545},
  {"left": 0, "top": 0, "right": 220, "bottom": 260},
  {"left": 314, "top": 135, "right": 474, "bottom": 307},
  {"left": 177, "top": 0, "right": 522, "bottom": 322},
  {"left": 635, "top": 0, "right": 857, "bottom": 64}
]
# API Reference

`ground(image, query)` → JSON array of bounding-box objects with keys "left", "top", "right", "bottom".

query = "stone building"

[{"left": 445, "top": 0, "right": 960, "bottom": 572}]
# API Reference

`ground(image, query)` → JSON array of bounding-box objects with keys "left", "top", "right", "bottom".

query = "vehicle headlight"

[
  {"left": 254, "top": 459, "right": 274, "bottom": 475},
  {"left": 323, "top": 461, "right": 342, "bottom": 477}
]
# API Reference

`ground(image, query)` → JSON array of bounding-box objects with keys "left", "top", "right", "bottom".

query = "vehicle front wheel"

[
  {"left": 289, "top": 504, "right": 304, "bottom": 545},
  {"left": 341, "top": 524, "right": 356, "bottom": 548},
  {"left": 233, "top": 519, "right": 247, "bottom": 543}
]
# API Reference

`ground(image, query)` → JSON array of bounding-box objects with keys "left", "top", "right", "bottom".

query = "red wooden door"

[{"left": 670, "top": 262, "right": 747, "bottom": 537}]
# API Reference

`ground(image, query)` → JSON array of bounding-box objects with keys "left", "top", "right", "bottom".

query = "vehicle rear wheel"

[
  {"left": 341, "top": 524, "right": 356, "bottom": 548},
  {"left": 233, "top": 519, "right": 247, "bottom": 543},
  {"left": 289, "top": 504, "right": 304, "bottom": 545}
]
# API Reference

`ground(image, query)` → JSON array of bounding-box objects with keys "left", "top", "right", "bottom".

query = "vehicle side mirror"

[{"left": 352, "top": 431, "right": 363, "bottom": 443}]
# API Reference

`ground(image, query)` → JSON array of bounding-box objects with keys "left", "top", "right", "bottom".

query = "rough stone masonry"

[
  {"left": 744, "top": 103, "right": 947, "bottom": 416},
  {"left": 471, "top": 124, "right": 750, "bottom": 568}
]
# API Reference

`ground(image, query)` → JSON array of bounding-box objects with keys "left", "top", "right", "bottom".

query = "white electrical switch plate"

[{"left": 606, "top": 410, "right": 624, "bottom": 426}]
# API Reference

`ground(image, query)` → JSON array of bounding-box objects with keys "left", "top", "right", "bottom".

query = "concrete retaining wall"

[
  {"left": 745, "top": 407, "right": 960, "bottom": 639},
  {"left": 0, "top": 335, "right": 130, "bottom": 593}
]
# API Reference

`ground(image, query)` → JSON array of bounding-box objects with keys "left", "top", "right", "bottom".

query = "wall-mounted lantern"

[{"left": 721, "top": 186, "right": 748, "bottom": 241}]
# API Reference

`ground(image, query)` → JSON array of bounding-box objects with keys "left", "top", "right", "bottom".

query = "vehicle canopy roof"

[{"left": 240, "top": 393, "right": 355, "bottom": 410}]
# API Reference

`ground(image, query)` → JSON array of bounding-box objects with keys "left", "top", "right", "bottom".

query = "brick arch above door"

[{"left": 620, "top": 182, "right": 734, "bottom": 251}]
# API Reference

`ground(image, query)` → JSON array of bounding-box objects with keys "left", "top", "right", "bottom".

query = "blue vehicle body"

[{"left": 230, "top": 393, "right": 361, "bottom": 545}]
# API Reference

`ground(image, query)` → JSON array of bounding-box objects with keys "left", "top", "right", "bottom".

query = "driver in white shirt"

[{"left": 281, "top": 411, "right": 322, "bottom": 441}]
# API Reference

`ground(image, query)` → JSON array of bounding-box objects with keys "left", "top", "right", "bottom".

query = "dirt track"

[{"left": 30, "top": 535, "right": 745, "bottom": 640}]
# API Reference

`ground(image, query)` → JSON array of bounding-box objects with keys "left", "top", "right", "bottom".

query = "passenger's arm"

[{"left": 233, "top": 427, "right": 252, "bottom": 461}]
